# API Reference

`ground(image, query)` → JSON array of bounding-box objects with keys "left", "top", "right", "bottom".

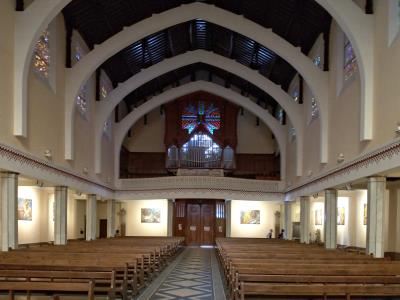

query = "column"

[
  {"left": 324, "top": 189, "right": 337, "bottom": 249},
  {"left": 167, "top": 199, "right": 174, "bottom": 237},
  {"left": 54, "top": 186, "right": 68, "bottom": 245},
  {"left": 225, "top": 200, "right": 231, "bottom": 237},
  {"left": 0, "top": 172, "right": 18, "bottom": 251},
  {"left": 284, "top": 201, "right": 293, "bottom": 240},
  {"left": 86, "top": 194, "right": 97, "bottom": 241},
  {"left": 366, "top": 176, "right": 386, "bottom": 257},
  {"left": 107, "top": 199, "right": 115, "bottom": 238},
  {"left": 300, "top": 196, "right": 310, "bottom": 244}
]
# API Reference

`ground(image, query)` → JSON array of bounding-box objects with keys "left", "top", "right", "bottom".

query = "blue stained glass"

[{"left": 182, "top": 101, "right": 221, "bottom": 135}]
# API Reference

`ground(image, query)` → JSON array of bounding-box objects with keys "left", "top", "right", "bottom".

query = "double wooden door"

[{"left": 174, "top": 199, "right": 226, "bottom": 246}]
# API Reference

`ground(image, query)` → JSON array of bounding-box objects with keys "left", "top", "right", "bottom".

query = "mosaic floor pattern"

[{"left": 150, "top": 248, "right": 215, "bottom": 300}]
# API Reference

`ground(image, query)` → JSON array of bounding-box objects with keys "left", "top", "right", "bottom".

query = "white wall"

[
  {"left": 337, "top": 196, "right": 350, "bottom": 246},
  {"left": 236, "top": 109, "right": 276, "bottom": 154},
  {"left": 305, "top": 190, "right": 390, "bottom": 249},
  {"left": 310, "top": 198, "right": 324, "bottom": 242},
  {"left": 122, "top": 199, "right": 168, "bottom": 236},
  {"left": 124, "top": 108, "right": 165, "bottom": 152},
  {"left": 16, "top": 186, "right": 85, "bottom": 244},
  {"left": 230, "top": 200, "right": 281, "bottom": 238},
  {"left": 18, "top": 186, "right": 49, "bottom": 244}
]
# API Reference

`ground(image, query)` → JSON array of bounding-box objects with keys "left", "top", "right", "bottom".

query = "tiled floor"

[{"left": 140, "top": 247, "right": 225, "bottom": 300}]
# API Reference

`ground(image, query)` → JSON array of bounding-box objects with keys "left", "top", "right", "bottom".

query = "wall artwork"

[
  {"left": 337, "top": 207, "right": 345, "bottom": 225},
  {"left": 18, "top": 198, "right": 32, "bottom": 221},
  {"left": 314, "top": 209, "right": 323, "bottom": 225},
  {"left": 240, "top": 210, "right": 260, "bottom": 224},
  {"left": 363, "top": 204, "right": 367, "bottom": 225},
  {"left": 141, "top": 208, "right": 161, "bottom": 223}
]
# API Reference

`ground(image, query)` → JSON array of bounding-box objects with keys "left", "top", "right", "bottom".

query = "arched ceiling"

[
  {"left": 120, "top": 62, "right": 281, "bottom": 120},
  {"left": 63, "top": 0, "right": 331, "bottom": 91}
]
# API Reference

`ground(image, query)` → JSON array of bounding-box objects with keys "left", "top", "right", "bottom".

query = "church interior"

[{"left": 1, "top": 0, "right": 400, "bottom": 299}]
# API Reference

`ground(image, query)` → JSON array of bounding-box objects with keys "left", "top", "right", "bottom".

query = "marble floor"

[{"left": 138, "top": 247, "right": 226, "bottom": 300}]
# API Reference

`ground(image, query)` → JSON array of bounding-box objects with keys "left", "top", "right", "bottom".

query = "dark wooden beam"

[
  {"left": 365, "top": 0, "right": 373, "bottom": 14},
  {"left": 95, "top": 69, "right": 101, "bottom": 101},
  {"left": 114, "top": 103, "right": 119, "bottom": 123},
  {"left": 141, "top": 40, "right": 146, "bottom": 66},
  {"left": 166, "top": 29, "right": 175, "bottom": 57},
  {"left": 249, "top": 43, "right": 260, "bottom": 69},
  {"left": 64, "top": 18, "right": 73, "bottom": 68},
  {"left": 323, "top": 28, "right": 330, "bottom": 71},
  {"left": 282, "top": 111, "right": 286, "bottom": 126},
  {"left": 299, "top": 75, "right": 304, "bottom": 104},
  {"left": 189, "top": 21, "right": 195, "bottom": 51},
  {"left": 15, "top": 0, "right": 24, "bottom": 11},
  {"left": 228, "top": 32, "right": 235, "bottom": 58}
]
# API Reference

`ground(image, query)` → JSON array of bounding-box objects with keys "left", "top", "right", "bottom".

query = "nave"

[
  {"left": 2, "top": 0, "right": 400, "bottom": 299},
  {"left": 2, "top": 237, "right": 400, "bottom": 299}
]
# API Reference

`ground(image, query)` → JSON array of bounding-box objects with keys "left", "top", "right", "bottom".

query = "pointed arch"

[
  {"left": 111, "top": 81, "right": 288, "bottom": 181},
  {"left": 92, "top": 51, "right": 304, "bottom": 176}
]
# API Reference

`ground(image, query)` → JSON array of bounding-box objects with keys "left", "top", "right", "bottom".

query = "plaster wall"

[
  {"left": 121, "top": 199, "right": 168, "bottom": 236},
  {"left": 230, "top": 200, "right": 281, "bottom": 238},
  {"left": 15, "top": 186, "right": 85, "bottom": 244}
]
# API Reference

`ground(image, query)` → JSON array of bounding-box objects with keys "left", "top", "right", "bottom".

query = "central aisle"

[{"left": 139, "top": 247, "right": 226, "bottom": 300}]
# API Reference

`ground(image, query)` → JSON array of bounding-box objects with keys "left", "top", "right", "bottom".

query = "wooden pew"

[
  {"left": 0, "top": 236, "right": 184, "bottom": 299},
  {"left": 0, "top": 280, "right": 95, "bottom": 300},
  {"left": 216, "top": 238, "right": 400, "bottom": 299}
]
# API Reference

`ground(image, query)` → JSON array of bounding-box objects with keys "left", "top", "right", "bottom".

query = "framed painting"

[
  {"left": 18, "top": 198, "right": 32, "bottom": 221},
  {"left": 363, "top": 204, "right": 367, "bottom": 225},
  {"left": 314, "top": 209, "right": 323, "bottom": 225},
  {"left": 240, "top": 210, "right": 260, "bottom": 224},
  {"left": 337, "top": 207, "right": 345, "bottom": 225},
  {"left": 141, "top": 208, "right": 161, "bottom": 223}
]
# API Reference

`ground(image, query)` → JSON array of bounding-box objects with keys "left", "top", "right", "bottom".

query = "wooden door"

[
  {"left": 173, "top": 199, "right": 226, "bottom": 245},
  {"left": 215, "top": 201, "right": 226, "bottom": 238},
  {"left": 99, "top": 219, "right": 107, "bottom": 239},
  {"left": 186, "top": 204, "right": 201, "bottom": 245},
  {"left": 201, "top": 204, "right": 214, "bottom": 245}
]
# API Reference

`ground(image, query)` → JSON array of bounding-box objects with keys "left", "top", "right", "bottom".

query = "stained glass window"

[
  {"left": 310, "top": 97, "right": 319, "bottom": 123},
  {"left": 181, "top": 102, "right": 220, "bottom": 135},
  {"left": 74, "top": 44, "right": 83, "bottom": 62},
  {"left": 398, "top": 0, "right": 400, "bottom": 25},
  {"left": 103, "top": 119, "right": 111, "bottom": 138},
  {"left": 76, "top": 84, "right": 88, "bottom": 116},
  {"left": 33, "top": 30, "right": 50, "bottom": 79},
  {"left": 73, "top": 39, "right": 89, "bottom": 117},
  {"left": 289, "top": 127, "right": 296, "bottom": 142},
  {"left": 292, "top": 85, "right": 299, "bottom": 102},
  {"left": 313, "top": 55, "right": 321, "bottom": 67},
  {"left": 344, "top": 36, "right": 357, "bottom": 81},
  {"left": 100, "top": 70, "right": 113, "bottom": 100},
  {"left": 276, "top": 107, "right": 284, "bottom": 124}
]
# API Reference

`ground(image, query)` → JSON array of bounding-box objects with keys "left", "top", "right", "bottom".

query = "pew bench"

[{"left": 0, "top": 280, "right": 95, "bottom": 300}]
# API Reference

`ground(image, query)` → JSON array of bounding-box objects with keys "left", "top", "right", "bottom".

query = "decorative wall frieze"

[
  {"left": 285, "top": 138, "right": 400, "bottom": 200},
  {"left": 117, "top": 176, "right": 283, "bottom": 194},
  {"left": 2, "top": 135, "right": 400, "bottom": 203},
  {"left": 0, "top": 143, "right": 113, "bottom": 197},
  {"left": 116, "top": 176, "right": 284, "bottom": 201}
]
